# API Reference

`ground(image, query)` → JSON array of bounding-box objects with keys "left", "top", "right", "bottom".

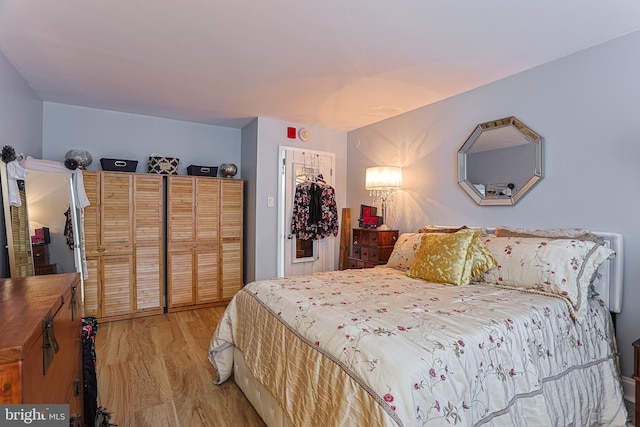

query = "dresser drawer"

[
  {"left": 350, "top": 228, "right": 399, "bottom": 268},
  {"left": 35, "top": 264, "right": 57, "bottom": 275},
  {"left": 363, "top": 246, "right": 379, "bottom": 262},
  {"left": 352, "top": 246, "right": 361, "bottom": 258},
  {"left": 32, "top": 244, "right": 49, "bottom": 266}
]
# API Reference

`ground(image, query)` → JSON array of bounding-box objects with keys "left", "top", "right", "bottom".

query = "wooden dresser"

[
  {"left": 32, "top": 243, "right": 57, "bottom": 275},
  {"left": 348, "top": 228, "right": 398, "bottom": 269},
  {"left": 0, "top": 273, "right": 83, "bottom": 425}
]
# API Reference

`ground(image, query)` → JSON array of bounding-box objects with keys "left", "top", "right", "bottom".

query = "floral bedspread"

[{"left": 209, "top": 267, "right": 627, "bottom": 426}]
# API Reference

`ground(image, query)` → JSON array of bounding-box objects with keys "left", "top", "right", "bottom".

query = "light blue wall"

[
  {"left": 245, "top": 117, "right": 348, "bottom": 282},
  {"left": 0, "top": 51, "right": 43, "bottom": 158},
  {"left": 347, "top": 30, "right": 640, "bottom": 380},
  {"left": 43, "top": 103, "right": 241, "bottom": 175},
  {"left": 0, "top": 51, "right": 43, "bottom": 277}
]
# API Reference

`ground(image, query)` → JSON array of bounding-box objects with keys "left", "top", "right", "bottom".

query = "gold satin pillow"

[{"left": 407, "top": 230, "right": 479, "bottom": 286}]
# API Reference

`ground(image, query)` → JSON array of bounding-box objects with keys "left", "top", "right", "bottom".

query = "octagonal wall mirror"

[{"left": 457, "top": 116, "right": 543, "bottom": 206}]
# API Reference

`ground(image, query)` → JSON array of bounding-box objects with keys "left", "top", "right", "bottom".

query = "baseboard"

[{"left": 623, "top": 375, "right": 635, "bottom": 403}]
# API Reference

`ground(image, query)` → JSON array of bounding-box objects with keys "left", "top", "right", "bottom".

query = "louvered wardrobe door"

[
  {"left": 220, "top": 179, "right": 243, "bottom": 300},
  {"left": 133, "top": 175, "right": 163, "bottom": 315}
]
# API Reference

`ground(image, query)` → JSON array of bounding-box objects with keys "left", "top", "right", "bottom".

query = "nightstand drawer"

[
  {"left": 363, "top": 246, "right": 379, "bottom": 262},
  {"left": 35, "top": 264, "right": 57, "bottom": 275},
  {"left": 350, "top": 228, "right": 398, "bottom": 267},
  {"left": 352, "top": 246, "right": 361, "bottom": 258}
]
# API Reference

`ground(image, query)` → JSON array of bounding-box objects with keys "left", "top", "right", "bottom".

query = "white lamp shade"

[{"left": 365, "top": 166, "right": 402, "bottom": 190}]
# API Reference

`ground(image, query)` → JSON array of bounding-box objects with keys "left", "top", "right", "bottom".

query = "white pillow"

[
  {"left": 477, "top": 236, "right": 614, "bottom": 321},
  {"left": 386, "top": 233, "right": 424, "bottom": 271}
]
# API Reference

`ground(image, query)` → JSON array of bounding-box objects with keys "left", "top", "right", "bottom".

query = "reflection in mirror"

[
  {"left": 0, "top": 162, "right": 34, "bottom": 277},
  {"left": 26, "top": 170, "right": 77, "bottom": 274},
  {"left": 293, "top": 163, "right": 317, "bottom": 261},
  {"left": 457, "top": 116, "right": 543, "bottom": 206}
]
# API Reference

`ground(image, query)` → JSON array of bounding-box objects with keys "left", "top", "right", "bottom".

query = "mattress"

[{"left": 209, "top": 267, "right": 628, "bottom": 426}]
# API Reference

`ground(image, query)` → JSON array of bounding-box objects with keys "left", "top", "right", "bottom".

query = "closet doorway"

[{"left": 277, "top": 147, "right": 336, "bottom": 278}]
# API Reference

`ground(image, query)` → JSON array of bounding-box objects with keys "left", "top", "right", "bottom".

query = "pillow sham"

[
  {"left": 417, "top": 225, "right": 468, "bottom": 234},
  {"left": 407, "top": 230, "right": 482, "bottom": 286},
  {"left": 469, "top": 236, "right": 498, "bottom": 280},
  {"left": 494, "top": 226, "right": 604, "bottom": 245},
  {"left": 477, "top": 236, "right": 614, "bottom": 321},
  {"left": 386, "top": 233, "right": 424, "bottom": 271}
]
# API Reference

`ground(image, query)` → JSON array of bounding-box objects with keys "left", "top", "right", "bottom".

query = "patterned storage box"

[{"left": 148, "top": 156, "right": 180, "bottom": 175}]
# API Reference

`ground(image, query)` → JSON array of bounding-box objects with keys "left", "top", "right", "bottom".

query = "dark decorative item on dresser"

[
  {"left": 358, "top": 204, "right": 382, "bottom": 228},
  {"left": 219, "top": 163, "right": 238, "bottom": 178},
  {"left": 348, "top": 228, "right": 398, "bottom": 268},
  {"left": 65, "top": 149, "right": 93, "bottom": 169},
  {"left": 0, "top": 273, "right": 84, "bottom": 425}
]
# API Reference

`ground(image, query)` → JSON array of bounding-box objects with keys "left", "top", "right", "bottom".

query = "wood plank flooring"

[{"left": 95, "top": 307, "right": 265, "bottom": 427}]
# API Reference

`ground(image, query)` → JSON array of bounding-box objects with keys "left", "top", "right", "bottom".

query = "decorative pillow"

[
  {"left": 494, "top": 226, "right": 604, "bottom": 245},
  {"left": 477, "top": 236, "right": 614, "bottom": 321},
  {"left": 387, "top": 231, "right": 497, "bottom": 278},
  {"left": 386, "top": 233, "right": 424, "bottom": 271},
  {"left": 407, "top": 230, "right": 480, "bottom": 286}
]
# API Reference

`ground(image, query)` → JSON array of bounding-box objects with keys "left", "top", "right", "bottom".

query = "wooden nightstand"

[
  {"left": 633, "top": 339, "right": 640, "bottom": 424},
  {"left": 32, "top": 243, "right": 57, "bottom": 275},
  {"left": 348, "top": 228, "right": 398, "bottom": 269}
]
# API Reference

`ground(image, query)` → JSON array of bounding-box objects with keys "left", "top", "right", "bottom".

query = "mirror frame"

[
  {"left": 0, "top": 161, "right": 35, "bottom": 276},
  {"left": 457, "top": 116, "right": 543, "bottom": 206},
  {"left": 1, "top": 158, "right": 85, "bottom": 280}
]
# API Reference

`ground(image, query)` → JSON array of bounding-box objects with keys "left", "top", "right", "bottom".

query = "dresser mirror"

[
  {"left": 1, "top": 158, "right": 84, "bottom": 278},
  {"left": 457, "top": 116, "right": 543, "bottom": 206}
]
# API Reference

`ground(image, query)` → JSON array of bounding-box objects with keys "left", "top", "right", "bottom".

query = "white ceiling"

[{"left": 1, "top": 1, "right": 640, "bottom": 132}]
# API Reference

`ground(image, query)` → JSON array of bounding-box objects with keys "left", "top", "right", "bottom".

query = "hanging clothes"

[
  {"left": 291, "top": 179, "right": 339, "bottom": 240},
  {"left": 64, "top": 207, "right": 74, "bottom": 250}
]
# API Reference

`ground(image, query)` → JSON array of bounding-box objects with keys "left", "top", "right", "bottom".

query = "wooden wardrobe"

[{"left": 82, "top": 171, "right": 243, "bottom": 321}]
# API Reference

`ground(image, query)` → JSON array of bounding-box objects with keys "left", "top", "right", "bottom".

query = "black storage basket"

[
  {"left": 187, "top": 165, "right": 218, "bottom": 177},
  {"left": 100, "top": 158, "right": 138, "bottom": 172}
]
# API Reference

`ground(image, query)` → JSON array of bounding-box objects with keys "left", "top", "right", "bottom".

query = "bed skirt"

[{"left": 233, "top": 347, "right": 294, "bottom": 427}]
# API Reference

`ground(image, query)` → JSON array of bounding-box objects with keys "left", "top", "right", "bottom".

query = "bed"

[{"left": 209, "top": 228, "right": 628, "bottom": 426}]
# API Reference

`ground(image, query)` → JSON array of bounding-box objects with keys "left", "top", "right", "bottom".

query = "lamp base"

[{"left": 377, "top": 224, "right": 392, "bottom": 231}]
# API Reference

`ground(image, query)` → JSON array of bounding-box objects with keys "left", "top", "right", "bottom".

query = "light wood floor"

[{"left": 95, "top": 307, "right": 266, "bottom": 427}]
